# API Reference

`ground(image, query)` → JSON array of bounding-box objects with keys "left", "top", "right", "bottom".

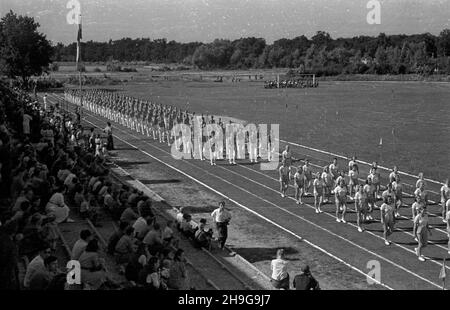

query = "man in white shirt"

[
  {"left": 71, "top": 230, "right": 92, "bottom": 261},
  {"left": 211, "top": 201, "right": 231, "bottom": 250},
  {"left": 270, "top": 248, "right": 289, "bottom": 290},
  {"left": 24, "top": 243, "right": 51, "bottom": 289}
]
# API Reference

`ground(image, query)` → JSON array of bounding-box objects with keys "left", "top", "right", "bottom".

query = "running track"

[{"left": 48, "top": 93, "right": 449, "bottom": 290}]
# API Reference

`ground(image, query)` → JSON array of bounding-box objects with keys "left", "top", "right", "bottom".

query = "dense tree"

[
  {"left": 48, "top": 28, "right": 450, "bottom": 75},
  {"left": 0, "top": 11, "right": 53, "bottom": 85}
]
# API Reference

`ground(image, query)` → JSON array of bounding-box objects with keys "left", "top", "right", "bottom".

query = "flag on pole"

[{"left": 76, "top": 15, "right": 82, "bottom": 68}]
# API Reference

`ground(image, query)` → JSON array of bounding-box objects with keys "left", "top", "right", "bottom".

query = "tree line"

[
  {"left": 3, "top": 9, "right": 450, "bottom": 84},
  {"left": 53, "top": 30, "right": 450, "bottom": 75}
]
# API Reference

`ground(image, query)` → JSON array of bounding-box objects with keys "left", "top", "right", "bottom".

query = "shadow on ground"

[
  {"left": 114, "top": 160, "right": 151, "bottom": 169},
  {"left": 139, "top": 179, "right": 181, "bottom": 185},
  {"left": 232, "top": 247, "right": 299, "bottom": 263}
]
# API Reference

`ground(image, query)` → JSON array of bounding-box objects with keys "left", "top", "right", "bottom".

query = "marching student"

[
  {"left": 281, "top": 145, "right": 293, "bottom": 180},
  {"left": 334, "top": 179, "right": 347, "bottom": 223},
  {"left": 369, "top": 166, "right": 381, "bottom": 199},
  {"left": 354, "top": 184, "right": 367, "bottom": 232},
  {"left": 348, "top": 156, "right": 359, "bottom": 174},
  {"left": 226, "top": 122, "right": 236, "bottom": 165},
  {"left": 279, "top": 161, "right": 290, "bottom": 198},
  {"left": 411, "top": 198, "right": 424, "bottom": 222},
  {"left": 381, "top": 183, "right": 395, "bottom": 205},
  {"left": 440, "top": 179, "right": 450, "bottom": 223},
  {"left": 446, "top": 199, "right": 450, "bottom": 255},
  {"left": 302, "top": 159, "right": 313, "bottom": 196},
  {"left": 321, "top": 166, "right": 333, "bottom": 204},
  {"left": 293, "top": 166, "right": 305, "bottom": 205},
  {"left": 312, "top": 173, "right": 324, "bottom": 214},
  {"left": 413, "top": 206, "right": 432, "bottom": 262},
  {"left": 363, "top": 179, "right": 376, "bottom": 221},
  {"left": 248, "top": 129, "right": 258, "bottom": 163},
  {"left": 334, "top": 171, "right": 345, "bottom": 193},
  {"left": 380, "top": 196, "right": 395, "bottom": 246},
  {"left": 329, "top": 158, "right": 339, "bottom": 180},
  {"left": 348, "top": 164, "right": 359, "bottom": 200},
  {"left": 414, "top": 181, "right": 428, "bottom": 206},
  {"left": 389, "top": 166, "right": 400, "bottom": 183},
  {"left": 392, "top": 179, "right": 403, "bottom": 218},
  {"left": 208, "top": 130, "right": 217, "bottom": 166},
  {"left": 158, "top": 114, "right": 165, "bottom": 143},
  {"left": 416, "top": 172, "right": 426, "bottom": 189}
]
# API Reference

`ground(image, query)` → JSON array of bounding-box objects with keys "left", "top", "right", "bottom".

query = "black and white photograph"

[{"left": 1, "top": 0, "right": 450, "bottom": 296}]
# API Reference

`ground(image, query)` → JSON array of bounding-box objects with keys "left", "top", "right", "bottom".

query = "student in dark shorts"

[{"left": 293, "top": 265, "right": 320, "bottom": 290}]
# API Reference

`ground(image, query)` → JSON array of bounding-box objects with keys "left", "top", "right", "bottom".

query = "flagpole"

[{"left": 77, "top": 14, "right": 83, "bottom": 122}]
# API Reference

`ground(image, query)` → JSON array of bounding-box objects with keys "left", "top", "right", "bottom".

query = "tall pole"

[{"left": 77, "top": 14, "right": 83, "bottom": 122}]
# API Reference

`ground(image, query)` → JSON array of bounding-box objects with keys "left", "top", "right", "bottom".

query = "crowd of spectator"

[{"left": 0, "top": 84, "right": 193, "bottom": 290}]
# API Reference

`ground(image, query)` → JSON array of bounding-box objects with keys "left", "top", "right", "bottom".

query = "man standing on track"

[
  {"left": 329, "top": 158, "right": 339, "bottom": 180},
  {"left": 281, "top": 145, "right": 293, "bottom": 180},
  {"left": 354, "top": 184, "right": 367, "bottom": 232},
  {"left": 211, "top": 201, "right": 231, "bottom": 250},
  {"left": 334, "top": 179, "right": 347, "bottom": 223},
  {"left": 302, "top": 159, "right": 313, "bottom": 195},
  {"left": 294, "top": 166, "right": 305, "bottom": 205},
  {"left": 413, "top": 207, "right": 432, "bottom": 262},
  {"left": 380, "top": 196, "right": 395, "bottom": 245},
  {"left": 279, "top": 161, "right": 290, "bottom": 198},
  {"left": 313, "top": 173, "right": 324, "bottom": 214},
  {"left": 389, "top": 166, "right": 400, "bottom": 183},
  {"left": 392, "top": 179, "right": 403, "bottom": 218}
]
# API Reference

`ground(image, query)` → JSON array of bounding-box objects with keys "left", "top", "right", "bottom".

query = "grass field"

[{"left": 94, "top": 79, "right": 450, "bottom": 181}]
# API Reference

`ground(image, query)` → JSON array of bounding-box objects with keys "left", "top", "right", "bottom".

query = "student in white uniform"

[{"left": 440, "top": 179, "right": 450, "bottom": 223}]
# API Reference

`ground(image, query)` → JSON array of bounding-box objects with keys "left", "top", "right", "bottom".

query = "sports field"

[
  {"left": 106, "top": 78, "right": 450, "bottom": 182},
  {"left": 50, "top": 77, "right": 450, "bottom": 290}
]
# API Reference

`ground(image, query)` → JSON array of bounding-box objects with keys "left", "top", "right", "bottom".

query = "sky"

[{"left": 1, "top": 0, "right": 450, "bottom": 45}]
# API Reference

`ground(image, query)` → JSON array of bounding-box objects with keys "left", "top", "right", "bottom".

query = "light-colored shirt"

[
  {"left": 380, "top": 203, "right": 394, "bottom": 223},
  {"left": 24, "top": 255, "right": 45, "bottom": 288},
  {"left": 162, "top": 226, "right": 174, "bottom": 240},
  {"left": 271, "top": 258, "right": 288, "bottom": 281},
  {"left": 143, "top": 229, "right": 162, "bottom": 246},
  {"left": 133, "top": 217, "right": 149, "bottom": 239},
  {"left": 72, "top": 239, "right": 88, "bottom": 260},
  {"left": 446, "top": 209, "right": 450, "bottom": 232},
  {"left": 211, "top": 208, "right": 231, "bottom": 223},
  {"left": 115, "top": 235, "right": 134, "bottom": 254}
]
